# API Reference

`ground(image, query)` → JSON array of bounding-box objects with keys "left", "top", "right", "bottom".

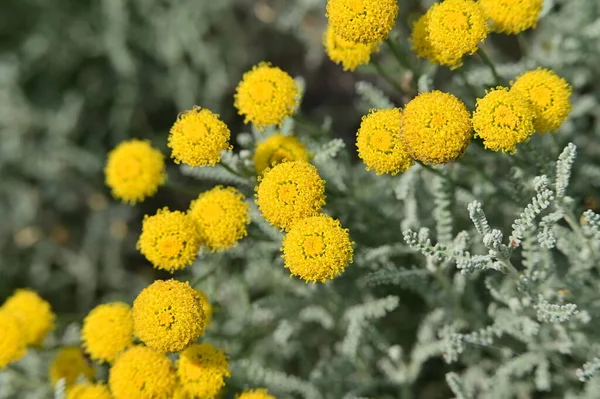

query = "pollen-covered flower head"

[
  {"left": 480, "top": 0, "right": 543, "bottom": 34},
  {"left": 282, "top": 215, "right": 354, "bottom": 283},
  {"left": 472, "top": 87, "right": 535, "bottom": 153},
  {"left": 49, "top": 347, "right": 95, "bottom": 388},
  {"left": 168, "top": 106, "right": 232, "bottom": 167},
  {"left": 410, "top": 10, "right": 438, "bottom": 63},
  {"left": 237, "top": 389, "right": 276, "bottom": 399},
  {"left": 109, "top": 346, "right": 177, "bottom": 399},
  {"left": 177, "top": 343, "right": 231, "bottom": 399},
  {"left": 323, "top": 24, "right": 379, "bottom": 71},
  {"left": 67, "top": 383, "right": 112, "bottom": 399},
  {"left": 254, "top": 133, "right": 310, "bottom": 175},
  {"left": 256, "top": 161, "right": 326, "bottom": 231},
  {"left": 2, "top": 289, "right": 55, "bottom": 346},
  {"left": 82, "top": 302, "right": 133, "bottom": 363},
  {"left": 0, "top": 312, "right": 27, "bottom": 370},
  {"left": 510, "top": 68, "right": 572, "bottom": 133},
  {"left": 426, "top": 0, "right": 489, "bottom": 68},
  {"left": 188, "top": 186, "right": 250, "bottom": 252},
  {"left": 326, "top": 0, "right": 398, "bottom": 44},
  {"left": 401, "top": 91, "right": 472, "bottom": 164},
  {"left": 356, "top": 108, "right": 413, "bottom": 175},
  {"left": 196, "top": 290, "right": 214, "bottom": 327},
  {"left": 137, "top": 208, "right": 202, "bottom": 273},
  {"left": 132, "top": 279, "right": 205, "bottom": 353},
  {"left": 234, "top": 63, "right": 299, "bottom": 130},
  {"left": 105, "top": 139, "right": 166, "bottom": 204}
]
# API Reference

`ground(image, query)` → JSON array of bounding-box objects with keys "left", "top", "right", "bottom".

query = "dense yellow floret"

[
  {"left": 168, "top": 106, "right": 232, "bottom": 167},
  {"left": 410, "top": 10, "right": 438, "bottom": 63},
  {"left": 426, "top": 0, "right": 489, "bottom": 68},
  {"left": 326, "top": 0, "right": 398, "bottom": 44},
  {"left": 237, "top": 389, "right": 276, "bottom": 399},
  {"left": 177, "top": 343, "right": 231, "bottom": 399},
  {"left": 480, "top": 0, "right": 543, "bottom": 34},
  {"left": 282, "top": 215, "right": 354, "bottom": 283},
  {"left": 49, "top": 347, "right": 95, "bottom": 388},
  {"left": 255, "top": 161, "right": 326, "bottom": 231},
  {"left": 253, "top": 134, "right": 310, "bottom": 175},
  {"left": 196, "top": 290, "right": 214, "bottom": 327},
  {"left": 234, "top": 63, "right": 299, "bottom": 130},
  {"left": 2, "top": 289, "right": 55, "bottom": 346},
  {"left": 510, "top": 68, "right": 572, "bottom": 133},
  {"left": 356, "top": 108, "right": 413, "bottom": 175},
  {"left": 472, "top": 87, "right": 535, "bottom": 153},
  {"left": 188, "top": 186, "right": 250, "bottom": 251},
  {"left": 105, "top": 139, "right": 166, "bottom": 204},
  {"left": 109, "top": 346, "right": 177, "bottom": 399},
  {"left": 132, "top": 280, "right": 205, "bottom": 353},
  {"left": 137, "top": 208, "right": 202, "bottom": 273},
  {"left": 401, "top": 91, "right": 472, "bottom": 164},
  {"left": 67, "top": 383, "right": 112, "bottom": 399},
  {"left": 0, "top": 312, "right": 27, "bottom": 370},
  {"left": 323, "top": 24, "right": 379, "bottom": 71},
  {"left": 172, "top": 386, "right": 191, "bottom": 399},
  {"left": 82, "top": 302, "right": 133, "bottom": 363}
]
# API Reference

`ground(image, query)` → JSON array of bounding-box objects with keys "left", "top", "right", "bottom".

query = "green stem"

[
  {"left": 166, "top": 181, "right": 198, "bottom": 196},
  {"left": 384, "top": 38, "right": 411, "bottom": 70},
  {"left": 219, "top": 162, "right": 242, "bottom": 178},
  {"left": 478, "top": 48, "right": 504, "bottom": 86},
  {"left": 516, "top": 34, "right": 528, "bottom": 58},
  {"left": 456, "top": 69, "right": 479, "bottom": 101},
  {"left": 498, "top": 256, "right": 520, "bottom": 280},
  {"left": 371, "top": 59, "right": 405, "bottom": 94},
  {"left": 416, "top": 161, "right": 473, "bottom": 195},
  {"left": 292, "top": 114, "right": 327, "bottom": 137}
]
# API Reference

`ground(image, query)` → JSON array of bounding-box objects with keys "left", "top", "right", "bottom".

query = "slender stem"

[
  {"left": 371, "top": 59, "right": 405, "bottom": 94},
  {"left": 166, "top": 181, "right": 198, "bottom": 196},
  {"left": 384, "top": 38, "right": 411, "bottom": 70},
  {"left": 416, "top": 161, "right": 473, "bottom": 195},
  {"left": 456, "top": 69, "right": 479, "bottom": 101},
  {"left": 516, "top": 34, "right": 528, "bottom": 58},
  {"left": 219, "top": 162, "right": 242, "bottom": 178},
  {"left": 498, "top": 256, "right": 520, "bottom": 280},
  {"left": 292, "top": 114, "right": 327, "bottom": 136},
  {"left": 478, "top": 48, "right": 504, "bottom": 86}
]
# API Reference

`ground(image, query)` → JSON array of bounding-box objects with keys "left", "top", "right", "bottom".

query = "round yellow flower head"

[
  {"left": 0, "top": 312, "right": 26, "bottom": 370},
  {"left": 177, "top": 343, "right": 231, "bottom": 399},
  {"left": 105, "top": 139, "right": 166, "bottom": 204},
  {"left": 189, "top": 186, "right": 250, "bottom": 252},
  {"left": 256, "top": 161, "right": 326, "bottom": 231},
  {"left": 2, "top": 289, "right": 55, "bottom": 346},
  {"left": 168, "top": 106, "right": 232, "bottom": 167},
  {"left": 132, "top": 279, "right": 205, "bottom": 353},
  {"left": 401, "top": 91, "right": 472, "bottom": 164},
  {"left": 426, "top": 0, "right": 489, "bottom": 68},
  {"left": 510, "top": 68, "right": 572, "bottom": 133},
  {"left": 480, "top": 0, "right": 543, "bottom": 34},
  {"left": 326, "top": 0, "right": 398, "bottom": 44},
  {"left": 196, "top": 290, "right": 214, "bottom": 327},
  {"left": 472, "top": 87, "right": 535, "bottom": 153},
  {"left": 282, "top": 215, "right": 354, "bottom": 283},
  {"left": 234, "top": 63, "right": 299, "bottom": 130},
  {"left": 67, "top": 383, "right": 112, "bottom": 399},
  {"left": 237, "top": 389, "right": 276, "bottom": 399},
  {"left": 254, "top": 134, "right": 310, "bottom": 175},
  {"left": 356, "top": 108, "right": 413, "bottom": 175},
  {"left": 82, "top": 302, "right": 133, "bottom": 363},
  {"left": 109, "top": 346, "right": 177, "bottom": 399},
  {"left": 172, "top": 386, "right": 191, "bottom": 399},
  {"left": 323, "top": 24, "right": 379, "bottom": 71},
  {"left": 137, "top": 208, "right": 202, "bottom": 273},
  {"left": 410, "top": 10, "right": 438, "bottom": 63},
  {"left": 49, "top": 347, "right": 95, "bottom": 388}
]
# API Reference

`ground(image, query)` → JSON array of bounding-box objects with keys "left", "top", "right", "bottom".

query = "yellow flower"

[
  {"left": 132, "top": 280, "right": 205, "bottom": 353},
  {"left": 168, "top": 106, "right": 232, "bottom": 167},
  {"left": 177, "top": 343, "right": 231, "bottom": 399},
  {"left": 254, "top": 134, "right": 310, "bottom": 175},
  {"left": 2, "top": 289, "right": 55, "bottom": 346},
  {"left": 480, "top": 0, "right": 543, "bottom": 34},
  {"left": 410, "top": 10, "right": 438, "bottom": 63},
  {"left": 356, "top": 108, "right": 413, "bottom": 175},
  {"left": 326, "top": 0, "right": 398, "bottom": 44},
  {"left": 401, "top": 91, "right": 472, "bottom": 164},
  {"left": 67, "top": 383, "right": 112, "bottom": 399},
  {"left": 472, "top": 87, "right": 535, "bottom": 153},
  {"left": 255, "top": 161, "right": 326, "bottom": 231},
  {"left": 82, "top": 302, "right": 133, "bottom": 363},
  {"left": 323, "top": 24, "right": 379, "bottom": 71},
  {"left": 49, "top": 347, "right": 95, "bottom": 388},
  {"left": 0, "top": 312, "right": 27, "bottom": 370},
  {"left": 196, "top": 290, "right": 214, "bottom": 327},
  {"left": 105, "top": 140, "right": 166, "bottom": 204},
  {"left": 237, "top": 389, "right": 276, "bottom": 399},
  {"left": 137, "top": 208, "right": 202, "bottom": 273},
  {"left": 510, "top": 68, "right": 572, "bottom": 133},
  {"left": 109, "top": 346, "right": 177, "bottom": 399},
  {"left": 281, "top": 215, "right": 354, "bottom": 283},
  {"left": 172, "top": 386, "right": 191, "bottom": 399},
  {"left": 426, "top": 0, "right": 489, "bottom": 68},
  {"left": 189, "top": 186, "right": 250, "bottom": 251},
  {"left": 234, "top": 63, "right": 299, "bottom": 130}
]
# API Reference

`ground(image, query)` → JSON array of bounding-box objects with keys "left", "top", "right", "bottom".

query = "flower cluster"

[
  {"left": 82, "top": 302, "right": 134, "bottom": 363},
  {"left": 326, "top": 0, "right": 398, "bottom": 44},
  {"left": 253, "top": 133, "right": 310, "bottom": 174}
]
